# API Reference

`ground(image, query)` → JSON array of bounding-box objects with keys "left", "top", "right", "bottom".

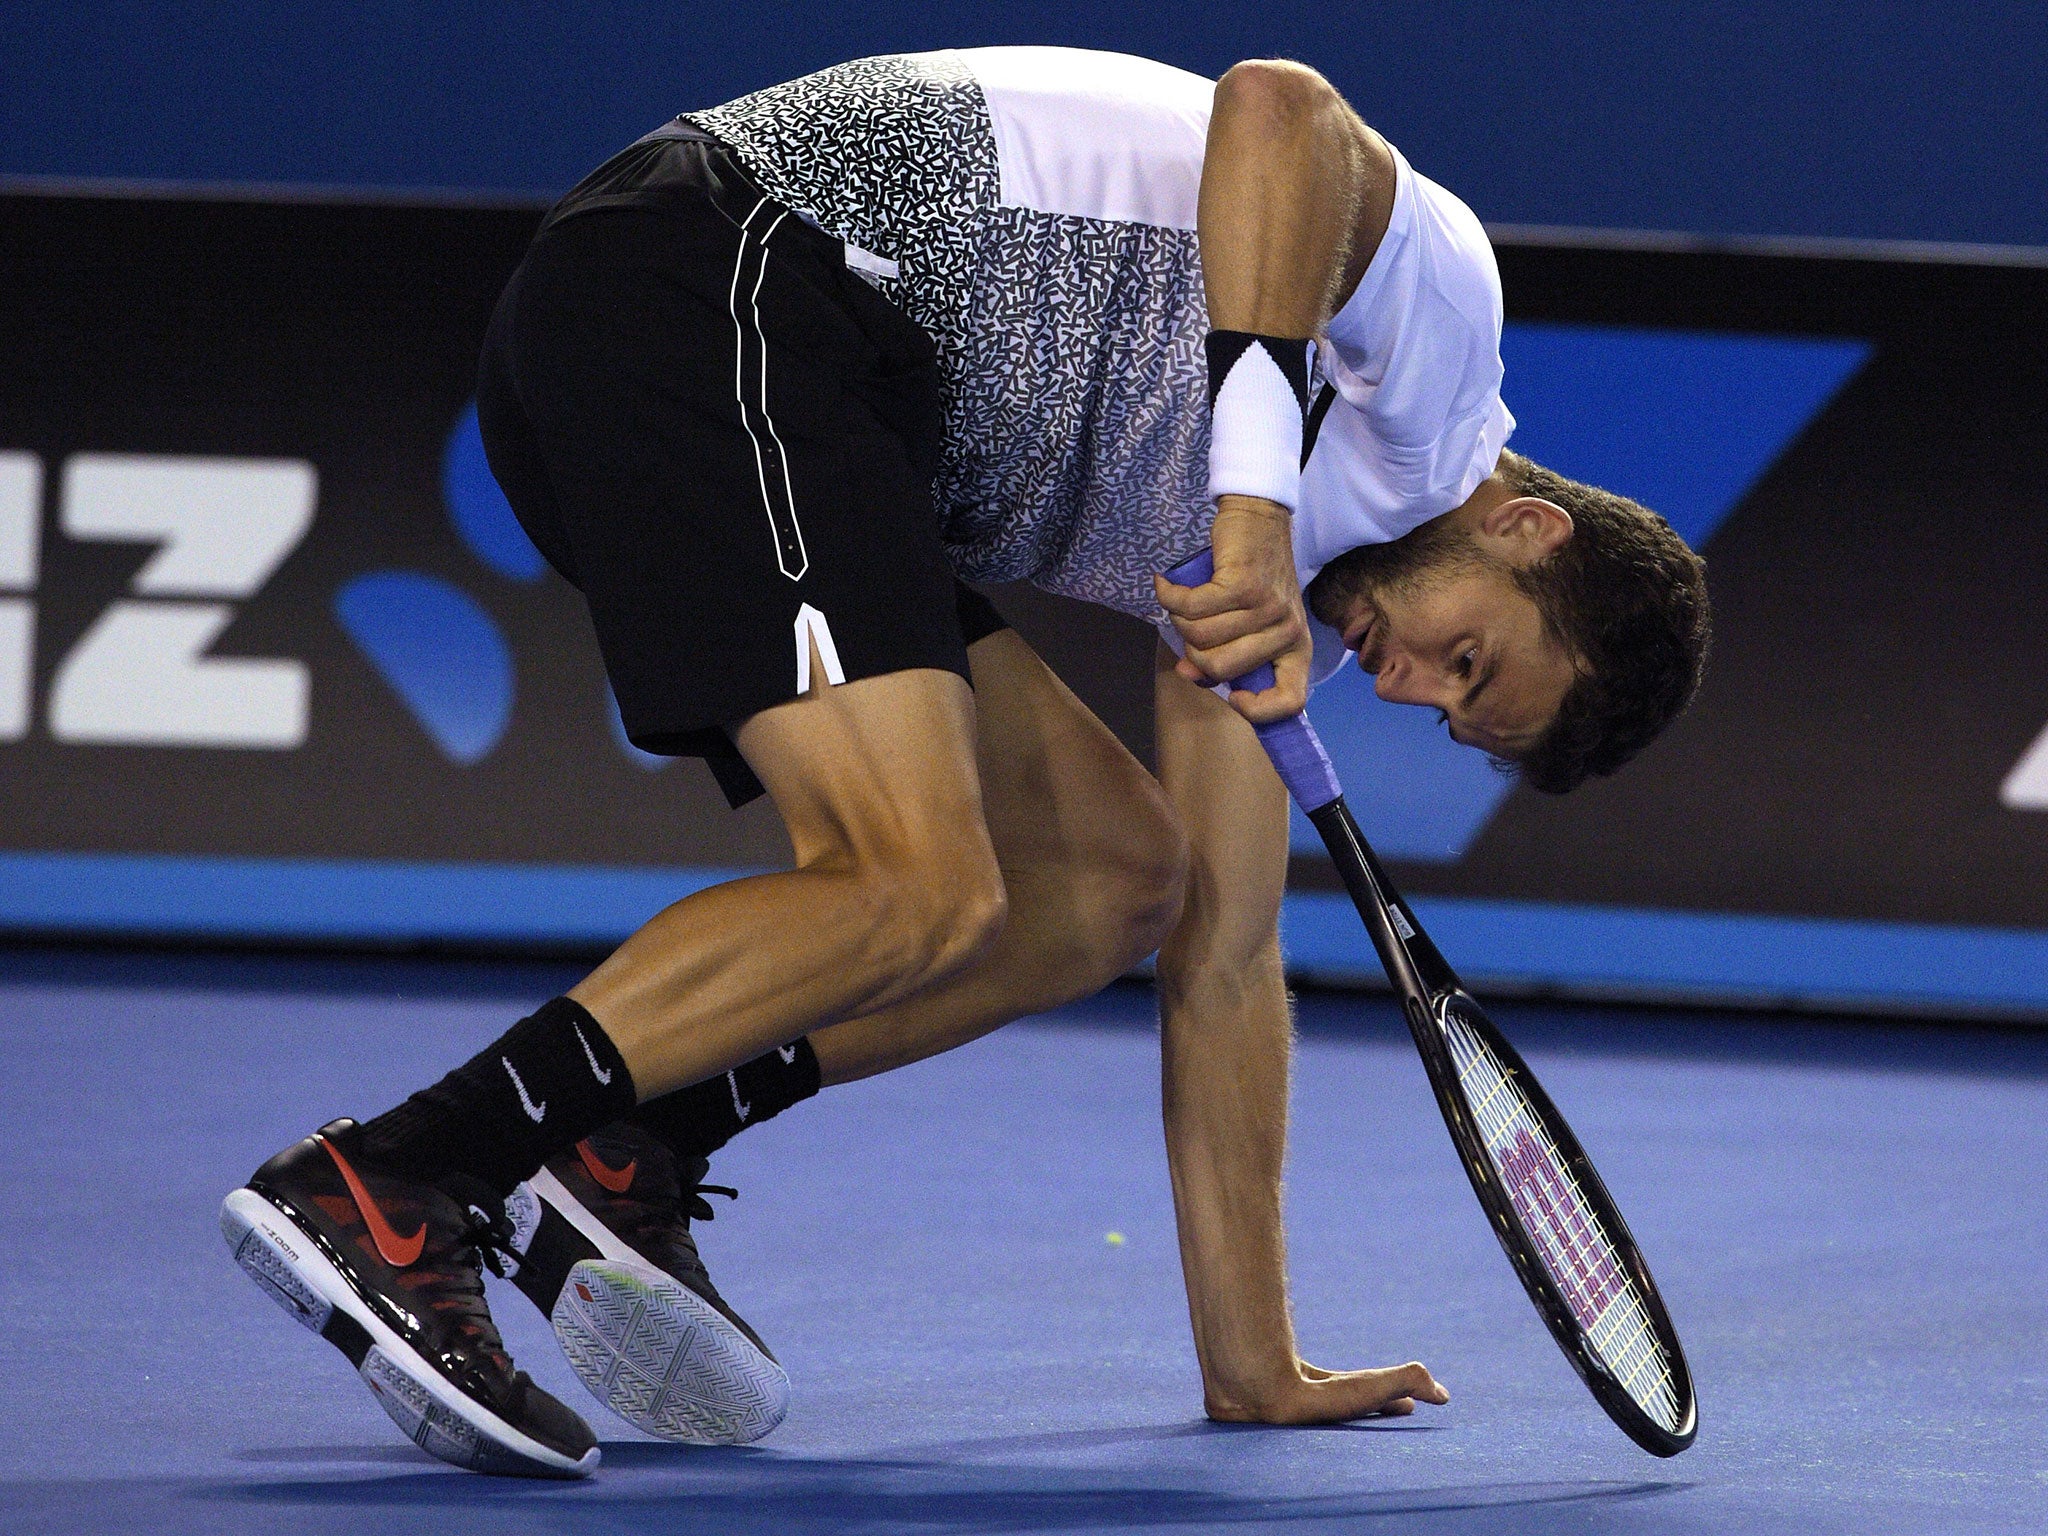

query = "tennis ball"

[{"left": 1105, "top": 1231, "right": 1125, "bottom": 1246}]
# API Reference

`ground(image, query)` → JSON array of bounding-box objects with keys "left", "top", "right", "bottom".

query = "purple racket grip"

[
  {"left": 1163, "top": 550, "right": 1344, "bottom": 813},
  {"left": 1252, "top": 714, "right": 1343, "bottom": 813}
]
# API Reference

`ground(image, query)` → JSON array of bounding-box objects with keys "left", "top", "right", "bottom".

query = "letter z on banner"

[{"left": 49, "top": 455, "right": 316, "bottom": 748}]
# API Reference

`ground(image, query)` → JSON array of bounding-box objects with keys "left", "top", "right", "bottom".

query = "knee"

[
  {"left": 925, "top": 850, "right": 1011, "bottom": 979},
  {"left": 874, "top": 842, "right": 1009, "bottom": 991}
]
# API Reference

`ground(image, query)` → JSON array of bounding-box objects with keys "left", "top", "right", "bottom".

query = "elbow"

[{"left": 1214, "top": 59, "right": 1339, "bottom": 137}]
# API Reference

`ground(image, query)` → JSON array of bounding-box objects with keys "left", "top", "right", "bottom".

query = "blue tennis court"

[{"left": 2, "top": 949, "right": 2039, "bottom": 1535}]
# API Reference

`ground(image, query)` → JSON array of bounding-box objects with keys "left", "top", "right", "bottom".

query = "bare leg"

[
  {"left": 570, "top": 658, "right": 1007, "bottom": 1101},
  {"left": 809, "top": 629, "right": 1188, "bottom": 1086}
]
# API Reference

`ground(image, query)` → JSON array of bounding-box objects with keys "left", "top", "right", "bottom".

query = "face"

[{"left": 1309, "top": 516, "right": 1580, "bottom": 758}]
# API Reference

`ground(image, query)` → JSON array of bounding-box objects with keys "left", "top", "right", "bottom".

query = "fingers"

[
  {"left": 1176, "top": 623, "right": 1300, "bottom": 681},
  {"left": 1189, "top": 625, "right": 1299, "bottom": 694},
  {"left": 1164, "top": 602, "right": 1295, "bottom": 657},
  {"left": 1311, "top": 1364, "right": 1431, "bottom": 1421},
  {"left": 1276, "top": 1361, "right": 1449, "bottom": 1425},
  {"left": 1155, "top": 577, "right": 1312, "bottom": 716},
  {"left": 1154, "top": 570, "right": 1257, "bottom": 625},
  {"left": 1228, "top": 644, "right": 1310, "bottom": 724},
  {"left": 1387, "top": 1360, "right": 1450, "bottom": 1406},
  {"left": 1152, "top": 557, "right": 1297, "bottom": 634},
  {"left": 1396, "top": 1361, "right": 1451, "bottom": 1407},
  {"left": 1153, "top": 494, "right": 1313, "bottom": 719},
  {"left": 1166, "top": 636, "right": 1311, "bottom": 721}
]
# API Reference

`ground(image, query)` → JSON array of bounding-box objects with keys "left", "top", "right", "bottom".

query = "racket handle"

[
  {"left": 1255, "top": 714, "right": 1344, "bottom": 814},
  {"left": 1165, "top": 550, "right": 1344, "bottom": 814}
]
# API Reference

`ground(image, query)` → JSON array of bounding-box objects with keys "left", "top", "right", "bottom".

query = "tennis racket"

[{"left": 1166, "top": 551, "right": 1697, "bottom": 1457}]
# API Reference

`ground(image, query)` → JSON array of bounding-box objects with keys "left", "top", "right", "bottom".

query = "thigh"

[
  {"left": 962, "top": 628, "right": 1181, "bottom": 880},
  {"left": 734, "top": 661, "right": 992, "bottom": 873}
]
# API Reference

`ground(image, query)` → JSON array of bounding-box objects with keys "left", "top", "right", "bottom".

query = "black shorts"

[{"left": 477, "top": 124, "right": 1005, "bottom": 807}]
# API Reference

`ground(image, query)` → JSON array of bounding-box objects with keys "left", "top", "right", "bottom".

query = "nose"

[{"left": 1371, "top": 653, "right": 1446, "bottom": 709}]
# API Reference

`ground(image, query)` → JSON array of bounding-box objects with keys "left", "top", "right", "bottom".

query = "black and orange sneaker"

[
  {"left": 220, "top": 1119, "right": 599, "bottom": 1478},
  {"left": 501, "top": 1120, "right": 789, "bottom": 1445}
]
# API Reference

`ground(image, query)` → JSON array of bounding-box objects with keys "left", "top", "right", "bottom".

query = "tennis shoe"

[
  {"left": 220, "top": 1119, "right": 599, "bottom": 1477},
  {"left": 502, "top": 1121, "right": 789, "bottom": 1445}
]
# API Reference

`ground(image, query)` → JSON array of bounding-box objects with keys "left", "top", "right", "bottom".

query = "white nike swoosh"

[
  {"left": 727, "top": 1070, "right": 751, "bottom": 1122},
  {"left": 573, "top": 1022, "right": 613, "bottom": 1086},
  {"left": 777, "top": 1045, "right": 799, "bottom": 1065},
  {"left": 503, "top": 1056, "right": 547, "bottom": 1122}
]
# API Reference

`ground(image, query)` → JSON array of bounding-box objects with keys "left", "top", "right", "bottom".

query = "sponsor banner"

[
  {"left": 1, "top": 190, "right": 2044, "bottom": 1013},
  {"left": 0, "top": 191, "right": 796, "bottom": 880}
]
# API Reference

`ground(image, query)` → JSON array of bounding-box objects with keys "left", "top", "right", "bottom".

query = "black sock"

[
  {"left": 632, "top": 1038, "right": 821, "bottom": 1162},
  {"left": 359, "top": 996, "right": 637, "bottom": 1196}
]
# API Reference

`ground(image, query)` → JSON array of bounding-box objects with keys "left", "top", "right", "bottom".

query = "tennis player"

[{"left": 222, "top": 47, "right": 1710, "bottom": 1475}]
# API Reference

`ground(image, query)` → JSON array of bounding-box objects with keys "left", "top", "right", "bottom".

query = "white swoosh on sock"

[
  {"left": 503, "top": 1056, "right": 547, "bottom": 1123},
  {"left": 573, "top": 1022, "right": 613, "bottom": 1086},
  {"left": 777, "top": 1045, "right": 799, "bottom": 1065},
  {"left": 728, "top": 1070, "right": 751, "bottom": 1122}
]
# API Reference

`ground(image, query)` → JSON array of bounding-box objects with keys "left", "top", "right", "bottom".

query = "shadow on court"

[{"left": 181, "top": 1459, "right": 1689, "bottom": 1535}]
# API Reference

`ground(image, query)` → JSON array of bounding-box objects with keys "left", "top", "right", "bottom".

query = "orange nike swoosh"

[
  {"left": 576, "top": 1140, "right": 636, "bottom": 1194},
  {"left": 324, "top": 1139, "right": 427, "bottom": 1268}
]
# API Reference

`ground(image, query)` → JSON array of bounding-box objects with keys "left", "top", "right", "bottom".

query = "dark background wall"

[{"left": 5, "top": 2, "right": 2045, "bottom": 246}]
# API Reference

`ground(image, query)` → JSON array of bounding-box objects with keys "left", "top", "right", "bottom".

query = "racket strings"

[{"left": 1442, "top": 1007, "right": 1683, "bottom": 1431}]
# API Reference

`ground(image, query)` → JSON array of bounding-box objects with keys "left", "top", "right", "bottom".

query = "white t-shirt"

[{"left": 1295, "top": 144, "right": 1516, "bottom": 680}]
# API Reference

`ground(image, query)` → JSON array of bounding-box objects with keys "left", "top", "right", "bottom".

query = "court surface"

[{"left": 0, "top": 948, "right": 2041, "bottom": 1535}]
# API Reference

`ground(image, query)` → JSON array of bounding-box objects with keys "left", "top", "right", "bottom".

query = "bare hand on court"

[
  {"left": 1154, "top": 496, "right": 1314, "bottom": 724},
  {"left": 1205, "top": 1359, "right": 1452, "bottom": 1425}
]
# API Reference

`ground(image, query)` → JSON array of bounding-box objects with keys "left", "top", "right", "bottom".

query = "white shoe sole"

[
  {"left": 221, "top": 1186, "right": 599, "bottom": 1478},
  {"left": 526, "top": 1167, "right": 789, "bottom": 1445},
  {"left": 551, "top": 1257, "right": 790, "bottom": 1445}
]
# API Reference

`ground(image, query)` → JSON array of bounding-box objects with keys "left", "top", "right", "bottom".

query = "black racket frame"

[{"left": 1307, "top": 796, "right": 1698, "bottom": 1458}]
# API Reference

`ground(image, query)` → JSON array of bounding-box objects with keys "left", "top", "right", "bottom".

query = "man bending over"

[{"left": 223, "top": 46, "right": 1709, "bottom": 1476}]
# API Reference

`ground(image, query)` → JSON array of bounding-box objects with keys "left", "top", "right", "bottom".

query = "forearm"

[
  {"left": 1152, "top": 643, "right": 1301, "bottom": 1410},
  {"left": 1158, "top": 897, "right": 1299, "bottom": 1413}
]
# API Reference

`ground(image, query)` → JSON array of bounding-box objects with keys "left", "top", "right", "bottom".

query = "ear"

[{"left": 1477, "top": 496, "right": 1573, "bottom": 565}]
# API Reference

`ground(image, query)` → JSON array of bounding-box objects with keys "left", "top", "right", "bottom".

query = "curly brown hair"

[{"left": 1498, "top": 450, "right": 1712, "bottom": 792}]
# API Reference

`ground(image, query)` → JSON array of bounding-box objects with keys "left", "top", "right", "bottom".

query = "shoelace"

[
  {"left": 396, "top": 1180, "right": 525, "bottom": 1375},
  {"left": 463, "top": 1198, "right": 522, "bottom": 1282},
  {"left": 690, "top": 1182, "right": 740, "bottom": 1219},
  {"left": 600, "top": 1174, "right": 738, "bottom": 1283}
]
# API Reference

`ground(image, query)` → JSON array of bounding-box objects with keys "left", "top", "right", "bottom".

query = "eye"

[{"left": 1452, "top": 647, "right": 1478, "bottom": 680}]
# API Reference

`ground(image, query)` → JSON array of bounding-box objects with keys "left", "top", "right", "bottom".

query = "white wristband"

[{"left": 1206, "top": 333, "right": 1308, "bottom": 510}]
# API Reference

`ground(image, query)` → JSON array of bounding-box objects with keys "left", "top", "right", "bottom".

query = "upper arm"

[
  {"left": 1205, "top": 60, "right": 1398, "bottom": 324},
  {"left": 1153, "top": 642, "right": 1292, "bottom": 987}
]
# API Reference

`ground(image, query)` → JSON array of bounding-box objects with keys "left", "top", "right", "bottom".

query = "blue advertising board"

[{"left": 1, "top": 190, "right": 2044, "bottom": 1015}]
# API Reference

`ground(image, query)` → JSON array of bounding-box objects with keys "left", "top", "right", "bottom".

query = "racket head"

[{"left": 1413, "top": 986, "right": 1697, "bottom": 1456}]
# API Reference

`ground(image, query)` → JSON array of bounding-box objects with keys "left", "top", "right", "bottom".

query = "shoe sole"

[
  {"left": 551, "top": 1257, "right": 790, "bottom": 1445},
  {"left": 528, "top": 1165, "right": 789, "bottom": 1445},
  {"left": 221, "top": 1187, "right": 599, "bottom": 1478}
]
